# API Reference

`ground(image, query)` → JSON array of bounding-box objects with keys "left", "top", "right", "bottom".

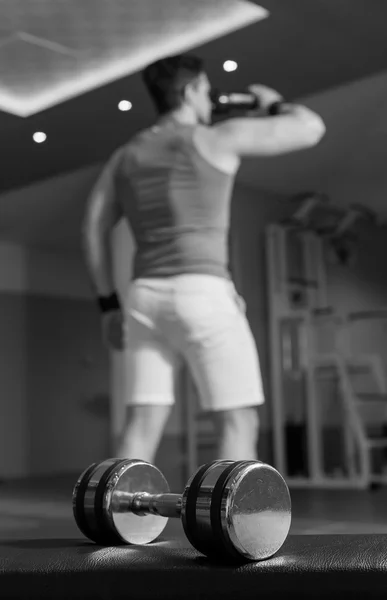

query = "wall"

[
  {"left": 0, "top": 291, "right": 27, "bottom": 478},
  {"left": 326, "top": 222, "right": 387, "bottom": 358},
  {"left": 228, "top": 183, "right": 387, "bottom": 464},
  {"left": 2, "top": 180, "right": 386, "bottom": 480},
  {"left": 231, "top": 183, "right": 387, "bottom": 364},
  {"left": 0, "top": 241, "right": 110, "bottom": 478},
  {"left": 0, "top": 242, "right": 31, "bottom": 477},
  {"left": 229, "top": 184, "right": 292, "bottom": 431}
]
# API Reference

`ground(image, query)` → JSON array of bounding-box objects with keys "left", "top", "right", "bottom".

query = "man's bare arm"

[
  {"left": 212, "top": 103, "right": 326, "bottom": 157},
  {"left": 82, "top": 156, "right": 123, "bottom": 297}
]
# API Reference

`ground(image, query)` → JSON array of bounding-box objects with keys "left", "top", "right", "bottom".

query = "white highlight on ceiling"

[
  {"left": 33, "top": 132, "right": 47, "bottom": 143},
  {"left": 0, "top": 0, "right": 268, "bottom": 117},
  {"left": 223, "top": 60, "right": 238, "bottom": 72},
  {"left": 118, "top": 100, "right": 132, "bottom": 112}
]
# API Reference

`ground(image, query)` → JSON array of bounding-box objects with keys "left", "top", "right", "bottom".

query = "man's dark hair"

[{"left": 142, "top": 54, "right": 204, "bottom": 115}]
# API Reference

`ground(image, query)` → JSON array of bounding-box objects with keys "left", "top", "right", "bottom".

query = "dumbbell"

[{"left": 73, "top": 458, "right": 291, "bottom": 563}]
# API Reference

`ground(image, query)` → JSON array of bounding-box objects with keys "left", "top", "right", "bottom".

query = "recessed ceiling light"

[
  {"left": 118, "top": 100, "right": 132, "bottom": 112},
  {"left": 33, "top": 131, "right": 47, "bottom": 143},
  {"left": 223, "top": 60, "right": 238, "bottom": 72}
]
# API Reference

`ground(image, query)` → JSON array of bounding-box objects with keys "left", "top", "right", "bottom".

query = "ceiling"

[{"left": 1, "top": 0, "right": 387, "bottom": 250}]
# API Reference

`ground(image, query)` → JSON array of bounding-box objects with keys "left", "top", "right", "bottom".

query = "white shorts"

[{"left": 122, "top": 274, "right": 265, "bottom": 412}]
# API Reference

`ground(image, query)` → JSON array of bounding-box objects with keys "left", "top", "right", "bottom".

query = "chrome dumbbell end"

[{"left": 181, "top": 460, "right": 291, "bottom": 562}]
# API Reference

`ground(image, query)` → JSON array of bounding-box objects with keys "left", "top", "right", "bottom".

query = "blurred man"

[{"left": 83, "top": 54, "right": 325, "bottom": 463}]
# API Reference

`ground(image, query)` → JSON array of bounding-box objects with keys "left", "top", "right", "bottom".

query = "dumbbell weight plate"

[
  {"left": 73, "top": 458, "right": 170, "bottom": 545},
  {"left": 73, "top": 462, "right": 100, "bottom": 542},
  {"left": 73, "top": 458, "right": 128, "bottom": 544},
  {"left": 211, "top": 461, "right": 292, "bottom": 561},
  {"left": 180, "top": 460, "right": 233, "bottom": 557}
]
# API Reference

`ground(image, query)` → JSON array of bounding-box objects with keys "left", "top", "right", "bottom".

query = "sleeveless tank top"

[{"left": 112, "top": 121, "right": 236, "bottom": 280}]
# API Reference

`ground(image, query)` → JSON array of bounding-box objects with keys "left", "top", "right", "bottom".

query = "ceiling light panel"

[{"left": 0, "top": 0, "right": 268, "bottom": 117}]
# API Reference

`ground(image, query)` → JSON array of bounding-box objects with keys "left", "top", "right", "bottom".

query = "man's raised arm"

[{"left": 212, "top": 84, "right": 326, "bottom": 158}]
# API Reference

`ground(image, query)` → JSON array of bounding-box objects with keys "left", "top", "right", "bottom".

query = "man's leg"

[
  {"left": 117, "top": 405, "right": 172, "bottom": 463},
  {"left": 211, "top": 407, "right": 259, "bottom": 461},
  {"left": 118, "top": 309, "right": 178, "bottom": 463},
  {"left": 176, "top": 277, "right": 264, "bottom": 462}
]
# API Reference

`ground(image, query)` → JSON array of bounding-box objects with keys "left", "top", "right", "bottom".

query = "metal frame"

[{"left": 266, "top": 222, "right": 387, "bottom": 489}]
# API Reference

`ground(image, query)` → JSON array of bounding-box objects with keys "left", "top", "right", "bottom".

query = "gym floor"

[{"left": 2, "top": 474, "right": 387, "bottom": 543}]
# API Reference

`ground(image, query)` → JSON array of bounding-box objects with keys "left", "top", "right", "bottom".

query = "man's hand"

[
  {"left": 234, "top": 292, "right": 247, "bottom": 314},
  {"left": 247, "top": 84, "right": 284, "bottom": 110},
  {"left": 101, "top": 309, "right": 126, "bottom": 351}
]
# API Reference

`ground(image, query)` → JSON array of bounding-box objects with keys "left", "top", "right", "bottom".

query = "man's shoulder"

[
  {"left": 194, "top": 122, "right": 228, "bottom": 145},
  {"left": 106, "top": 134, "right": 143, "bottom": 172},
  {"left": 192, "top": 124, "right": 240, "bottom": 175}
]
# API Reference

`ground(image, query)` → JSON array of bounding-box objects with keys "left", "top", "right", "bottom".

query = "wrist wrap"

[{"left": 98, "top": 292, "right": 120, "bottom": 313}]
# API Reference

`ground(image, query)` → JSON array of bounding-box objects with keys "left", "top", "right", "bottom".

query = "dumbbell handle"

[{"left": 114, "top": 491, "right": 182, "bottom": 519}]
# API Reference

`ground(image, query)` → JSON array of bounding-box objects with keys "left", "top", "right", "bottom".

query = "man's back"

[{"left": 114, "top": 120, "right": 235, "bottom": 281}]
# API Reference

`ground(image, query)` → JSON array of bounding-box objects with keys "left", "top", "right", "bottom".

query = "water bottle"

[{"left": 211, "top": 90, "right": 260, "bottom": 114}]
